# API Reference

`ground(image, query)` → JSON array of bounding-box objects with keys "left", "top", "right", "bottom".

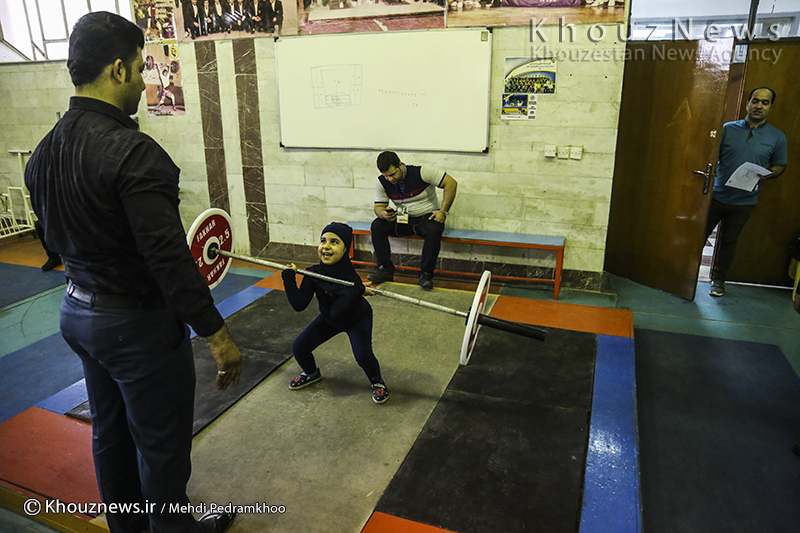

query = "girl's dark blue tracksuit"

[{"left": 281, "top": 262, "right": 382, "bottom": 384}]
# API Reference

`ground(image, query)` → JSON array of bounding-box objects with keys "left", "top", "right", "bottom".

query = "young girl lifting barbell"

[{"left": 281, "top": 222, "right": 388, "bottom": 404}]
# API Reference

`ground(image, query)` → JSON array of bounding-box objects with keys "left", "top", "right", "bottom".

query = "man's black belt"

[{"left": 67, "top": 281, "right": 165, "bottom": 310}]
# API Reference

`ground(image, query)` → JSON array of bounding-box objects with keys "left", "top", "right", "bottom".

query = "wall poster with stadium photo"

[{"left": 502, "top": 57, "right": 555, "bottom": 120}]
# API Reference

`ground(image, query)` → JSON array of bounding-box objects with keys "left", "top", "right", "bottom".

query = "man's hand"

[
  {"left": 428, "top": 210, "right": 447, "bottom": 223},
  {"left": 207, "top": 325, "right": 242, "bottom": 390},
  {"left": 377, "top": 206, "right": 397, "bottom": 221},
  {"left": 759, "top": 164, "right": 787, "bottom": 181}
]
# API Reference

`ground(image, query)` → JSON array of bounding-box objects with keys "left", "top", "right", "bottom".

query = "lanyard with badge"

[{"left": 394, "top": 166, "right": 410, "bottom": 224}]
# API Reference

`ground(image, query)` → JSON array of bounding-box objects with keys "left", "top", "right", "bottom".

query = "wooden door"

[
  {"left": 604, "top": 40, "right": 733, "bottom": 300},
  {"left": 724, "top": 42, "right": 800, "bottom": 287}
]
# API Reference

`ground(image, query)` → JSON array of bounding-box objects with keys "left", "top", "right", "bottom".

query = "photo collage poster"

[
  {"left": 143, "top": 43, "right": 186, "bottom": 116},
  {"left": 133, "top": 1, "right": 186, "bottom": 116},
  {"left": 502, "top": 57, "right": 556, "bottom": 120}
]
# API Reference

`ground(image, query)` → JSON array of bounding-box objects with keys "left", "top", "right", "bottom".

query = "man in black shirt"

[{"left": 25, "top": 12, "right": 240, "bottom": 533}]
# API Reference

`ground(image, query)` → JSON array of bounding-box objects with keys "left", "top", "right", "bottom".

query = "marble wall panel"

[
  {"left": 451, "top": 216, "right": 523, "bottom": 234},
  {"left": 354, "top": 167, "right": 379, "bottom": 189},
  {"left": 243, "top": 165, "right": 266, "bottom": 206},
  {"left": 500, "top": 174, "right": 613, "bottom": 203},
  {"left": 230, "top": 39, "right": 268, "bottom": 256},
  {"left": 236, "top": 76, "right": 262, "bottom": 168},
  {"left": 324, "top": 187, "right": 372, "bottom": 210},
  {"left": 267, "top": 204, "right": 321, "bottom": 226},
  {"left": 266, "top": 184, "right": 325, "bottom": 205},
  {"left": 232, "top": 39, "right": 257, "bottom": 75},
  {"left": 455, "top": 194, "right": 526, "bottom": 221},
  {"left": 192, "top": 41, "right": 229, "bottom": 213},
  {"left": 304, "top": 165, "right": 354, "bottom": 188},
  {"left": 326, "top": 206, "right": 375, "bottom": 225},
  {"left": 496, "top": 125, "right": 619, "bottom": 154},
  {"left": 453, "top": 172, "right": 501, "bottom": 196},
  {"left": 246, "top": 200, "right": 269, "bottom": 255},
  {"left": 263, "top": 165, "right": 305, "bottom": 186}
]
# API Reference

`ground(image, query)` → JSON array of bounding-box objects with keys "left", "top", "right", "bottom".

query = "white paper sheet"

[{"left": 725, "top": 162, "right": 770, "bottom": 192}]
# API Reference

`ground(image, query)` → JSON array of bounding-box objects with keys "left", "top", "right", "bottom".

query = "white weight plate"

[{"left": 459, "top": 270, "right": 491, "bottom": 366}]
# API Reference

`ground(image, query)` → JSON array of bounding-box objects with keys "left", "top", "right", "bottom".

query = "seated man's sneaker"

[
  {"left": 367, "top": 266, "right": 394, "bottom": 284},
  {"left": 418, "top": 272, "right": 434, "bottom": 291}
]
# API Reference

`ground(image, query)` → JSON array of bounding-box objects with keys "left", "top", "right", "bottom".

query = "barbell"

[{"left": 187, "top": 209, "right": 546, "bottom": 365}]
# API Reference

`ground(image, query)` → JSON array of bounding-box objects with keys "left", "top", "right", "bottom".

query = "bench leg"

[{"left": 554, "top": 247, "right": 563, "bottom": 300}]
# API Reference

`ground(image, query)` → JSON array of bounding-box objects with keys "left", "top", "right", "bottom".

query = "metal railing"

[{"left": 1, "top": 150, "right": 35, "bottom": 240}]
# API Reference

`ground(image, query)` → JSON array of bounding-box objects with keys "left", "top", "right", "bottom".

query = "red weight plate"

[{"left": 186, "top": 208, "right": 234, "bottom": 289}]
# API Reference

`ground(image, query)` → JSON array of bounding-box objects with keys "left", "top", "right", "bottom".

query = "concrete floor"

[
  {"left": 3, "top": 233, "right": 800, "bottom": 532},
  {"left": 187, "top": 283, "right": 485, "bottom": 532}
]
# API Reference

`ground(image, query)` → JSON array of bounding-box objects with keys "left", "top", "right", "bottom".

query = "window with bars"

[{"left": 0, "top": 0, "right": 132, "bottom": 62}]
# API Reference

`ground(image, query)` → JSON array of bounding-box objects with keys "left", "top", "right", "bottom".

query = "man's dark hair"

[
  {"left": 67, "top": 11, "right": 144, "bottom": 87},
  {"left": 748, "top": 86, "right": 776, "bottom": 104},
  {"left": 377, "top": 151, "right": 401, "bottom": 172}
]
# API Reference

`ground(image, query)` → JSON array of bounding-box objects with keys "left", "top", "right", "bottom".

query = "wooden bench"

[{"left": 346, "top": 221, "right": 565, "bottom": 300}]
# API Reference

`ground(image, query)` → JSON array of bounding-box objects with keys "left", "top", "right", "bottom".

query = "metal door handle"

[{"left": 692, "top": 163, "right": 712, "bottom": 194}]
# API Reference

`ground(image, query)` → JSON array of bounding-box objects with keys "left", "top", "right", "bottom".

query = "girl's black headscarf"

[{"left": 313, "top": 222, "right": 363, "bottom": 289}]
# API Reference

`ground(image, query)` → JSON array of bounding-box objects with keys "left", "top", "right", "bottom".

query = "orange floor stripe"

[
  {"left": 253, "top": 271, "right": 284, "bottom": 290},
  {"left": 253, "top": 270, "right": 373, "bottom": 292},
  {"left": 0, "top": 407, "right": 100, "bottom": 507},
  {"left": 489, "top": 294, "right": 634, "bottom": 338},
  {"left": 0, "top": 236, "right": 64, "bottom": 270},
  {"left": 362, "top": 511, "right": 457, "bottom": 533}
]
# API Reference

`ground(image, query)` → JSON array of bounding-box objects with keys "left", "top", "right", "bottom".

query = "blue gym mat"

[
  {"left": 0, "top": 262, "right": 65, "bottom": 309},
  {"left": 636, "top": 329, "right": 800, "bottom": 532}
]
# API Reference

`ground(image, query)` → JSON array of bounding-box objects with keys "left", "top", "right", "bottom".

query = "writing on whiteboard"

[
  {"left": 377, "top": 88, "right": 429, "bottom": 109},
  {"left": 311, "top": 64, "right": 363, "bottom": 109}
]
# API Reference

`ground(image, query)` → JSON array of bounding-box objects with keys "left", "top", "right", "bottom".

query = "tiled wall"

[
  {"left": 0, "top": 61, "right": 72, "bottom": 218},
  {"left": 0, "top": 24, "right": 624, "bottom": 290}
]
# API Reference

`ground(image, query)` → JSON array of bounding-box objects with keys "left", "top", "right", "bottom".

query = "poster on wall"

[
  {"left": 144, "top": 44, "right": 185, "bottom": 116},
  {"left": 446, "top": 0, "right": 626, "bottom": 30},
  {"left": 504, "top": 57, "right": 556, "bottom": 95},
  {"left": 298, "top": 0, "right": 444, "bottom": 35},
  {"left": 133, "top": 0, "right": 178, "bottom": 45},
  {"left": 175, "top": 0, "right": 298, "bottom": 41},
  {"left": 502, "top": 93, "right": 537, "bottom": 120},
  {"left": 502, "top": 57, "right": 554, "bottom": 120}
]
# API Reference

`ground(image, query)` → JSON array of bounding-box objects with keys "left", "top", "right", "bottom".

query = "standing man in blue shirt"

[{"left": 705, "top": 87, "right": 788, "bottom": 297}]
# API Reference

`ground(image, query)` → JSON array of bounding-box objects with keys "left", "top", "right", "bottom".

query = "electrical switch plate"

[
  {"left": 544, "top": 145, "right": 557, "bottom": 158},
  {"left": 557, "top": 146, "right": 569, "bottom": 159},
  {"left": 569, "top": 146, "right": 583, "bottom": 160}
]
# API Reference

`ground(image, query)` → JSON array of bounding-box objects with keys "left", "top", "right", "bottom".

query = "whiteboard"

[{"left": 275, "top": 28, "right": 492, "bottom": 153}]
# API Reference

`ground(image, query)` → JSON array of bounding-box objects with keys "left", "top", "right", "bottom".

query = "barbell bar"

[{"left": 187, "top": 208, "right": 546, "bottom": 365}]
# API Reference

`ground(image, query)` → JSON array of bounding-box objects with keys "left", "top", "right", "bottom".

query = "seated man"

[{"left": 368, "top": 151, "right": 457, "bottom": 290}]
